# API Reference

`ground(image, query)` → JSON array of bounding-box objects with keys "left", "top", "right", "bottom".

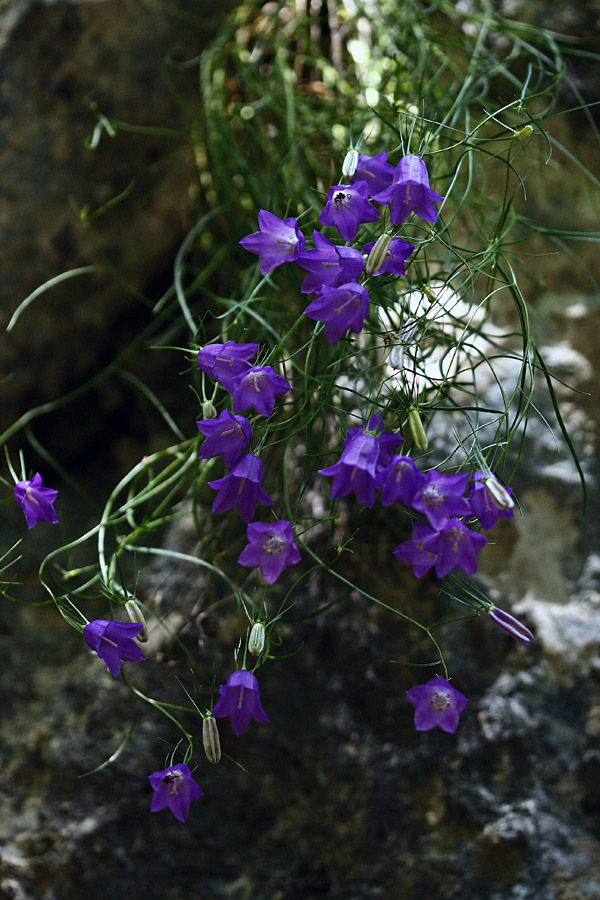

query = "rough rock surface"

[{"left": 0, "top": 0, "right": 234, "bottom": 448}]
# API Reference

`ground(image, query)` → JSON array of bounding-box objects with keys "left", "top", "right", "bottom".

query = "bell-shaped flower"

[
  {"left": 238, "top": 520, "right": 301, "bottom": 584},
  {"left": 148, "top": 764, "right": 203, "bottom": 822},
  {"left": 211, "top": 669, "right": 270, "bottom": 736},
  {"left": 83, "top": 619, "right": 145, "bottom": 677},
  {"left": 406, "top": 676, "right": 468, "bottom": 733},
  {"left": 393, "top": 521, "right": 438, "bottom": 578},
  {"left": 197, "top": 409, "right": 252, "bottom": 467},
  {"left": 346, "top": 413, "right": 403, "bottom": 471},
  {"left": 319, "top": 181, "right": 379, "bottom": 241},
  {"left": 304, "top": 282, "right": 370, "bottom": 344},
  {"left": 231, "top": 366, "right": 292, "bottom": 418},
  {"left": 411, "top": 470, "right": 471, "bottom": 530},
  {"left": 469, "top": 471, "right": 514, "bottom": 531},
  {"left": 240, "top": 210, "right": 306, "bottom": 274},
  {"left": 13, "top": 473, "right": 59, "bottom": 529},
  {"left": 373, "top": 155, "right": 444, "bottom": 225},
  {"left": 352, "top": 151, "right": 395, "bottom": 196},
  {"left": 376, "top": 454, "right": 426, "bottom": 506},
  {"left": 197, "top": 341, "right": 258, "bottom": 392},
  {"left": 363, "top": 236, "right": 415, "bottom": 277},
  {"left": 319, "top": 427, "right": 382, "bottom": 508},
  {"left": 208, "top": 452, "right": 272, "bottom": 523},
  {"left": 422, "top": 519, "right": 487, "bottom": 577},
  {"left": 296, "top": 231, "right": 365, "bottom": 294}
]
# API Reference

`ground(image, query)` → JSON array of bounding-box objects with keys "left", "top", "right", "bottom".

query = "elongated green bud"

[
  {"left": 248, "top": 622, "right": 266, "bottom": 656},
  {"left": 422, "top": 284, "right": 438, "bottom": 305},
  {"left": 124, "top": 599, "right": 149, "bottom": 642},
  {"left": 366, "top": 233, "right": 392, "bottom": 276},
  {"left": 202, "top": 716, "right": 221, "bottom": 764},
  {"left": 342, "top": 148, "right": 359, "bottom": 178},
  {"left": 408, "top": 407, "right": 428, "bottom": 452},
  {"left": 514, "top": 125, "right": 533, "bottom": 141}
]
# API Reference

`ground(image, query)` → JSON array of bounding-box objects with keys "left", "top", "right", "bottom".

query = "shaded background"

[{"left": 0, "top": 1, "right": 599, "bottom": 898}]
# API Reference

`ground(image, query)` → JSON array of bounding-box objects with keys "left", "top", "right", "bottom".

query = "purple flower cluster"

[
  {"left": 393, "top": 467, "right": 514, "bottom": 580},
  {"left": 317, "top": 412, "right": 512, "bottom": 582},
  {"left": 239, "top": 152, "right": 444, "bottom": 346},
  {"left": 196, "top": 339, "right": 301, "bottom": 583}
]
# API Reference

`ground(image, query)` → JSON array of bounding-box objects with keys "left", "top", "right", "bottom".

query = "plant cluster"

[{"left": 1, "top": 0, "right": 595, "bottom": 823}]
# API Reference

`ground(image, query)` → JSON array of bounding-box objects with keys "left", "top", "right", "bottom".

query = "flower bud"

[
  {"left": 388, "top": 344, "right": 404, "bottom": 370},
  {"left": 485, "top": 476, "right": 514, "bottom": 511},
  {"left": 342, "top": 148, "right": 359, "bottom": 178},
  {"left": 124, "top": 599, "right": 149, "bottom": 642},
  {"left": 248, "top": 622, "right": 266, "bottom": 656},
  {"left": 408, "top": 407, "right": 428, "bottom": 452},
  {"left": 422, "top": 284, "right": 438, "bottom": 305},
  {"left": 202, "top": 716, "right": 222, "bottom": 764},
  {"left": 488, "top": 607, "right": 534, "bottom": 644},
  {"left": 514, "top": 124, "right": 533, "bottom": 141},
  {"left": 366, "top": 233, "right": 392, "bottom": 276},
  {"left": 201, "top": 400, "right": 218, "bottom": 419}
]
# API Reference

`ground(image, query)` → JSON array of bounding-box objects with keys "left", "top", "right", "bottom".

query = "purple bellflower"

[
  {"left": 319, "top": 181, "right": 379, "bottom": 241},
  {"left": 13, "top": 473, "right": 59, "bottom": 529},
  {"left": 304, "top": 282, "right": 370, "bottom": 344},
  {"left": 208, "top": 452, "right": 272, "bottom": 523},
  {"left": 83, "top": 619, "right": 145, "bottom": 677},
  {"left": 197, "top": 341, "right": 258, "bottom": 393},
  {"left": 422, "top": 519, "right": 487, "bottom": 578},
  {"left": 197, "top": 409, "right": 252, "bottom": 467},
  {"left": 411, "top": 471, "right": 471, "bottom": 530},
  {"left": 489, "top": 607, "right": 534, "bottom": 644},
  {"left": 352, "top": 152, "right": 395, "bottom": 196},
  {"left": 373, "top": 155, "right": 444, "bottom": 225},
  {"left": 148, "top": 764, "right": 203, "bottom": 822},
  {"left": 363, "top": 237, "right": 415, "bottom": 277},
  {"left": 376, "top": 454, "right": 426, "bottom": 506},
  {"left": 232, "top": 365, "right": 292, "bottom": 418},
  {"left": 238, "top": 520, "right": 301, "bottom": 584},
  {"left": 239, "top": 210, "right": 306, "bottom": 274},
  {"left": 346, "top": 413, "right": 404, "bottom": 471},
  {"left": 319, "top": 426, "right": 384, "bottom": 508},
  {"left": 296, "top": 231, "right": 365, "bottom": 295},
  {"left": 212, "top": 669, "right": 270, "bottom": 736},
  {"left": 393, "top": 520, "right": 439, "bottom": 578},
  {"left": 469, "top": 471, "right": 514, "bottom": 531},
  {"left": 406, "top": 676, "right": 468, "bottom": 733}
]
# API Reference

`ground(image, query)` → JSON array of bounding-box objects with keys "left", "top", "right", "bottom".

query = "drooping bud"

[
  {"left": 342, "top": 147, "right": 359, "bottom": 179},
  {"left": 484, "top": 476, "right": 514, "bottom": 511},
  {"left": 201, "top": 400, "right": 218, "bottom": 419},
  {"left": 422, "top": 284, "right": 438, "bottom": 305},
  {"left": 366, "top": 233, "right": 392, "bottom": 277},
  {"left": 488, "top": 607, "right": 534, "bottom": 644},
  {"left": 124, "top": 599, "right": 149, "bottom": 642},
  {"left": 388, "top": 344, "right": 404, "bottom": 370},
  {"left": 202, "top": 716, "right": 222, "bottom": 764},
  {"left": 408, "top": 407, "right": 428, "bottom": 452},
  {"left": 514, "top": 124, "right": 533, "bottom": 142},
  {"left": 248, "top": 622, "right": 266, "bottom": 656}
]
